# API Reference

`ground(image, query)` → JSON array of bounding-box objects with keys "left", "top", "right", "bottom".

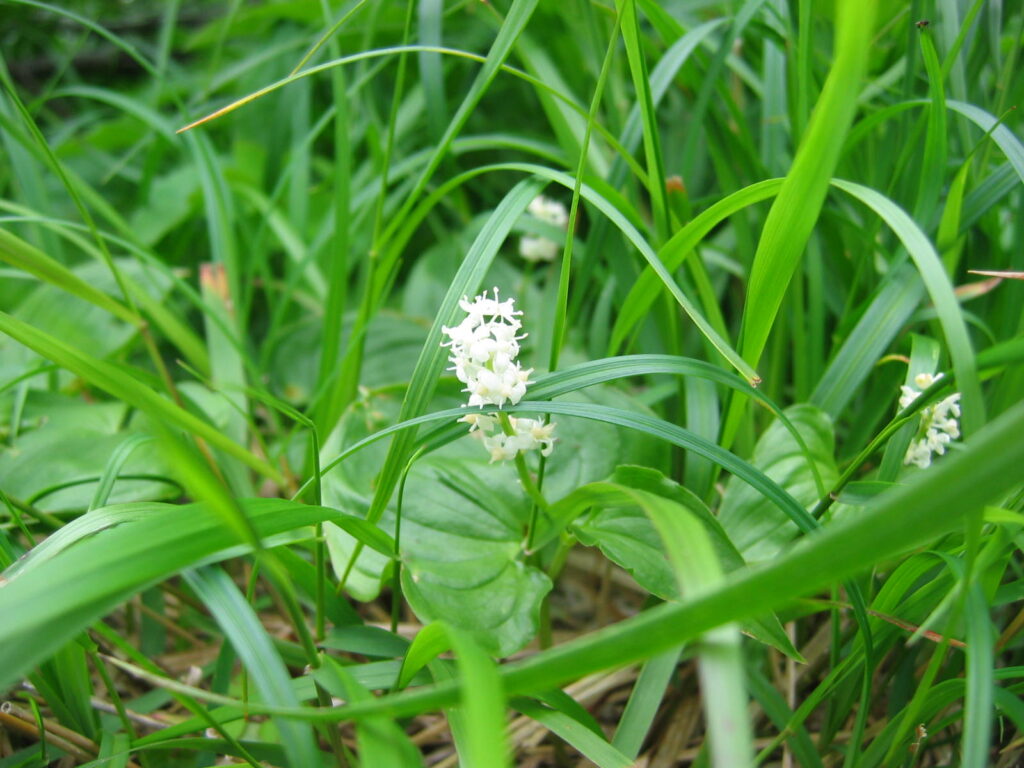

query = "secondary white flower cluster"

[
  {"left": 441, "top": 289, "right": 556, "bottom": 462},
  {"left": 461, "top": 412, "right": 557, "bottom": 464},
  {"left": 898, "top": 372, "right": 961, "bottom": 469},
  {"left": 519, "top": 195, "right": 568, "bottom": 263}
]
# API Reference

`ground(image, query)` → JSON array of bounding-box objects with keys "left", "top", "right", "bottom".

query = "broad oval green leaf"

[{"left": 718, "top": 404, "right": 838, "bottom": 561}]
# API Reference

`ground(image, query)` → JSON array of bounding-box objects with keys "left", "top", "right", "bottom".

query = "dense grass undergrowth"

[{"left": 1, "top": 0, "right": 1023, "bottom": 765}]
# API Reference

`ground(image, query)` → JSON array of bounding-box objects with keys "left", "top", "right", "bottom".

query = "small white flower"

[
  {"left": 898, "top": 372, "right": 961, "bottom": 469},
  {"left": 444, "top": 290, "right": 556, "bottom": 461},
  {"left": 519, "top": 195, "right": 568, "bottom": 263}
]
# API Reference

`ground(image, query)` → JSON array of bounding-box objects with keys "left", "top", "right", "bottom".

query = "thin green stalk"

[
  {"left": 308, "top": 426, "right": 326, "bottom": 641},
  {"left": 390, "top": 448, "right": 423, "bottom": 635},
  {"left": 548, "top": 3, "right": 622, "bottom": 372},
  {"left": 0, "top": 488, "right": 38, "bottom": 546},
  {"left": 495, "top": 412, "right": 550, "bottom": 547},
  {"left": 333, "top": 0, "right": 417, "bottom": 417},
  {"left": 92, "top": 623, "right": 264, "bottom": 768},
  {"left": 312, "top": 1, "right": 352, "bottom": 435},
  {"left": 243, "top": 563, "right": 259, "bottom": 709},
  {"left": 0, "top": 55, "right": 180, "bottom": 406}
]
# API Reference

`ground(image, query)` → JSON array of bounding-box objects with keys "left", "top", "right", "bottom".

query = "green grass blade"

[
  {"left": 0, "top": 310, "right": 283, "bottom": 483},
  {"left": 610, "top": 647, "right": 681, "bottom": 758},
  {"left": 617, "top": 0, "right": 669, "bottom": 243},
  {"left": 0, "top": 227, "right": 138, "bottom": 326},
  {"left": 445, "top": 626, "right": 510, "bottom": 768},
  {"left": 832, "top": 179, "right": 983, "bottom": 434},
  {"left": 912, "top": 27, "right": 948, "bottom": 223},
  {"left": 609, "top": 178, "right": 783, "bottom": 354},
  {"left": 644, "top": 492, "right": 751, "bottom": 768},
  {"left": 514, "top": 698, "right": 633, "bottom": 768},
  {"left": 184, "top": 567, "right": 323, "bottom": 768},
  {"left": 0, "top": 499, "right": 352, "bottom": 691},
  {"left": 89, "top": 434, "right": 155, "bottom": 511},
  {"left": 735, "top": 0, "right": 877, "bottom": 392},
  {"left": 961, "top": 582, "right": 995, "bottom": 768}
]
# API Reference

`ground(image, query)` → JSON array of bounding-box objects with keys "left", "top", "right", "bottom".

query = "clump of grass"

[{"left": 1, "top": 1, "right": 1023, "bottom": 766}]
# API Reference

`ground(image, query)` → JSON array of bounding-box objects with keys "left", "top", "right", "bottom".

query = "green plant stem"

[
  {"left": 391, "top": 447, "right": 423, "bottom": 634},
  {"left": 495, "top": 411, "right": 549, "bottom": 549},
  {"left": 89, "top": 649, "right": 143, "bottom": 763},
  {"left": 308, "top": 426, "right": 326, "bottom": 642},
  {"left": 548, "top": 2, "right": 622, "bottom": 372}
]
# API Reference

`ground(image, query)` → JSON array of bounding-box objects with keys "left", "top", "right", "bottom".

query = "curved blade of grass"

[
  {"left": 513, "top": 400, "right": 814, "bottom": 533},
  {"left": 334, "top": 177, "right": 544, "bottom": 591},
  {"left": 309, "top": 394, "right": 813, "bottom": 538},
  {"left": 0, "top": 227, "right": 138, "bottom": 326},
  {"left": 729, "top": 0, "right": 876, "bottom": 430},
  {"left": 0, "top": 310, "right": 283, "bottom": 484},
  {"left": 445, "top": 626, "right": 510, "bottom": 768},
  {"left": 180, "top": 46, "right": 645, "bottom": 191},
  {"left": 946, "top": 99, "right": 1024, "bottom": 183},
  {"left": 396, "top": 623, "right": 451, "bottom": 690},
  {"left": 88, "top": 434, "right": 155, "bottom": 511},
  {"left": 513, "top": 698, "right": 633, "bottom": 768},
  {"left": 643, "top": 489, "right": 751, "bottom": 768},
  {"left": 494, "top": 163, "right": 758, "bottom": 382},
  {"left": 617, "top": 0, "right": 669, "bottom": 242},
  {"left": 304, "top": 353, "right": 826, "bottom": 506},
  {"left": 393, "top": 622, "right": 509, "bottom": 768},
  {"left": 0, "top": 499, "right": 358, "bottom": 691},
  {"left": 48, "top": 85, "right": 178, "bottom": 141},
  {"left": 610, "top": 647, "right": 681, "bottom": 758},
  {"left": 831, "top": 178, "right": 983, "bottom": 435},
  {"left": 184, "top": 567, "right": 322, "bottom": 768},
  {"left": 913, "top": 27, "right": 947, "bottom": 223},
  {"left": 739, "top": 0, "right": 876, "bottom": 366},
  {"left": 608, "top": 178, "right": 783, "bottom": 354}
]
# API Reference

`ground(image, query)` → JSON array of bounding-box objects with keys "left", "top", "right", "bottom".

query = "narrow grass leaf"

[
  {"left": 738, "top": 0, "right": 876, "bottom": 372},
  {"left": 0, "top": 228, "right": 138, "bottom": 326},
  {"left": 0, "top": 310, "right": 283, "bottom": 483},
  {"left": 962, "top": 582, "right": 995, "bottom": 768},
  {"left": 184, "top": 567, "right": 322, "bottom": 768},
  {"left": 832, "top": 179, "right": 983, "bottom": 434},
  {"left": 0, "top": 499, "right": 353, "bottom": 691},
  {"left": 513, "top": 698, "right": 633, "bottom": 768}
]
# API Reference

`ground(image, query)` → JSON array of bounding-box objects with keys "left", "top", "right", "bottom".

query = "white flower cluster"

[
  {"left": 519, "top": 195, "right": 568, "bottom": 263},
  {"left": 441, "top": 289, "right": 556, "bottom": 462},
  {"left": 461, "top": 412, "right": 557, "bottom": 464},
  {"left": 899, "top": 372, "right": 961, "bottom": 469}
]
